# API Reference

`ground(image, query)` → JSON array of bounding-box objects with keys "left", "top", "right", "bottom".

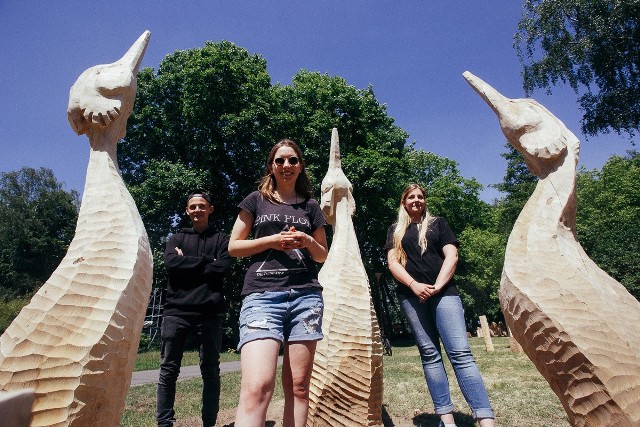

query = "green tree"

[
  {"left": 576, "top": 151, "right": 640, "bottom": 299},
  {"left": 405, "top": 149, "right": 491, "bottom": 235},
  {"left": 122, "top": 51, "right": 412, "bottom": 273},
  {"left": 127, "top": 160, "right": 209, "bottom": 287},
  {"left": 271, "top": 71, "right": 410, "bottom": 270},
  {"left": 516, "top": 0, "right": 640, "bottom": 138},
  {"left": 120, "top": 41, "right": 275, "bottom": 348},
  {"left": 120, "top": 43, "right": 414, "bottom": 346},
  {"left": 121, "top": 41, "right": 500, "bottom": 341},
  {"left": 492, "top": 144, "right": 538, "bottom": 236},
  {"left": 0, "top": 296, "right": 30, "bottom": 334},
  {"left": 456, "top": 226, "right": 506, "bottom": 324},
  {"left": 0, "top": 167, "right": 79, "bottom": 298},
  {"left": 120, "top": 40, "right": 274, "bottom": 250}
]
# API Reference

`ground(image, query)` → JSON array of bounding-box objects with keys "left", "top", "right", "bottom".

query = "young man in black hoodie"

[{"left": 157, "top": 190, "right": 231, "bottom": 427}]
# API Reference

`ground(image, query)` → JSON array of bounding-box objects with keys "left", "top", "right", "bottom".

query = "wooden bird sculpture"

[
  {"left": 0, "top": 31, "right": 153, "bottom": 426},
  {"left": 307, "top": 128, "right": 384, "bottom": 427},
  {"left": 464, "top": 71, "right": 640, "bottom": 426}
]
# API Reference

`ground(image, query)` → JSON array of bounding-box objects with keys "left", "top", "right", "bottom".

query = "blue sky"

[{"left": 0, "top": 2, "right": 631, "bottom": 202}]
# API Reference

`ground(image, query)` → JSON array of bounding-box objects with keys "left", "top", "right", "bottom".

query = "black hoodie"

[{"left": 163, "top": 226, "right": 231, "bottom": 317}]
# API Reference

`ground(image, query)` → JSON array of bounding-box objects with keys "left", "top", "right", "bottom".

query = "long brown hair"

[
  {"left": 392, "top": 183, "right": 433, "bottom": 266},
  {"left": 258, "top": 138, "right": 312, "bottom": 203}
]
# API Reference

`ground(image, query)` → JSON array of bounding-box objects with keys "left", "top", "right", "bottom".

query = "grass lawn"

[
  {"left": 134, "top": 349, "right": 240, "bottom": 372},
  {"left": 122, "top": 337, "right": 570, "bottom": 426}
]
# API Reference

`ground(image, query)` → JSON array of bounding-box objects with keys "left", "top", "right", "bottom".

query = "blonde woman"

[
  {"left": 385, "top": 184, "right": 495, "bottom": 427},
  {"left": 229, "top": 138, "right": 328, "bottom": 427}
]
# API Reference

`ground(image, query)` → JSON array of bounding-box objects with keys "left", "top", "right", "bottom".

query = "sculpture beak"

[
  {"left": 463, "top": 70, "right": 571, "bottom": 176},
  {"left": 329, "top": 128, "right": 342, "bottom": 170},
  {"left": 119, "top": 31, "right": 151, "bottom": 74},
  {"left": 462, "top": 71, "right": 511, "bottom": 119}
]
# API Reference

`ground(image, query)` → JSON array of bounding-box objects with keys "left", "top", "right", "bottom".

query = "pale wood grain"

[
  {"left": 308, "top": 128, "right": 383, "bottom": 426},
  {"left": 0, "top": 32, "right": 153, "bottom": 426},
  {"left": 465, "top": 71, "right": 640, "bottom": 427}
]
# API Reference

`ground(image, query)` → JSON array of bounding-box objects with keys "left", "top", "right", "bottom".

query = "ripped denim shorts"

[{"left": 237, "top": 288, "right": 324, "bottom": 351}]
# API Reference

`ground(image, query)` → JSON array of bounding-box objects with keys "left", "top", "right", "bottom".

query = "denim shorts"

[{"left": 237, "top": 288, "right": 324, "bottom": 351}]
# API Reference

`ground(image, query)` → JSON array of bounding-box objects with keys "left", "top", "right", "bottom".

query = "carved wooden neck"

[
  {"left": 86, "top": 127, "right": 122, "bottom": 171},
  {"left": 512, "top": 147, "right": 579, "bottom": 246}
]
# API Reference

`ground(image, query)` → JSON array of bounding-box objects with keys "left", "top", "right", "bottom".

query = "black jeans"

[{"left": 156, "top": 314, "right": 223, "bottom": 427}]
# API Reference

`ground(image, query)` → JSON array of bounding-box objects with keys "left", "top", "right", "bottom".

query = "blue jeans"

[
  {"left": 398, "top": 293, "right": 495, "bottom": 420},
  {"left": 237, "top": 288, "right": 324, "bottom": 350},
  {"left": 156, "top": 314, "right": 223, "bottom": 427}
]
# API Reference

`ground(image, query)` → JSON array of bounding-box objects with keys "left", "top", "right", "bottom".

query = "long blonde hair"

[{"left": 392, "top": 184, "right": 433, "bottom": 266}]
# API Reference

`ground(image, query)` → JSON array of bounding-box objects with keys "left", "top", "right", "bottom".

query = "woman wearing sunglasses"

[{"left": 229, "top": 138, "right": 328, "bottom": 427}]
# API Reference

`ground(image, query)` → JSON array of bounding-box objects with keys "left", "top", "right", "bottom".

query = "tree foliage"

[
  {"left": 516, "top": 0, "right": 640, "bottom": 138},
  {"left": 0, "top": 296, "right": 30, "bottom": 334},
  {"left": 6, "top": 39, "right": 638, "bottom": 343},
  {"left": 120, "top": 43, "right": 413, "bottom": 274},
  {"left": 577, "top": 151, "right": 640, "bottom": 299},
  {"left": 0, "top": 167, "right": 79, "bottom": 298},
  {"left": 118, "top": 41, "right": 500, "bottom": 335},
  {"left": 270, "top": 70, "right": 410, "bottom": 271},
  {"left": 492, "top": 144, "right": 538, "bottom": 236},
  {"left": 405, "top": 149, "right": 491, "bottom": 235},
  {"left": 456, "top": 226, "right": 506, "bottom": 324},
  {"left": 121, "top": 41, "right": 274, "bottom": 244}
]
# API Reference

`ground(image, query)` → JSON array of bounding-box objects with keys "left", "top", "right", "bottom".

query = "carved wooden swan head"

[
  {"left": 320, "top": 128, "right": 355, "bottom": 226},
  {"left": 67, "top": 31, "right": 150, "bottom": 142},
  {"left": 463, "top": 71, "right": 579, "bottom": 178}
]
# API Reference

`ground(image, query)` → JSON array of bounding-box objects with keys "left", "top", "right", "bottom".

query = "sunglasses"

[{"left": 273, "top": 156, "right": 299, "bottom": 166}]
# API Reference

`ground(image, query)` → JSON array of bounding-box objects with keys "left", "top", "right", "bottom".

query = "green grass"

[
  {"left": 134, "top": 349, "right": 240, "bottom": 371},
  {"left": 122, "top": 372, "right": 249, "bottom": 427},
  {"left": 0, "top": 296, "right": 31, "bottom": 334},
  {"left": 383, "top": 337, "right": 570, "bottom": 426},
  {"left": 122, "top": 337, "right": 570, "bottom": 426}
]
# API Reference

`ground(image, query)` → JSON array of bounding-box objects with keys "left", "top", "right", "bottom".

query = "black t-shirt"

[
  {"left": 238, "top": 191, "right": 326, "bottom": 297},
  {"left": 384, "top": 217, "right": 459, "bottom": 298}
]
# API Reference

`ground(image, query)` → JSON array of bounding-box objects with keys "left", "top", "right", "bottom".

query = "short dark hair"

[{"left": 187, "top": 189, "right": 212, "bottom": 205}]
